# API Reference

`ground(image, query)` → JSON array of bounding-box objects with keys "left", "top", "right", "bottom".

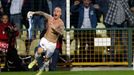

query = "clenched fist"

[
  {"left": 27, "top": 11, "right": 35, "bottom": 18},
  {"left": 74, "top": 0, "right": 80, "bottom": 5}
]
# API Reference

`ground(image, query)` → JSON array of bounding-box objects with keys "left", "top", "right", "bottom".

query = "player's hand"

[
  {"left": 12, "top": 26, "right": 18, "bottom": 31},
  {"left": 0, "top": 8, "right": 3, "bottom": 13},
  {"left": 7, "top": 25, "right": 18, "bottom": 31},
  {"left": 27, "top": 11, "right": 35, "bottom": 18},
  {"left": 74, "top": 0, "right": 80, "bottom": 5},
  {"left": 94, "top": 4, "right": 100, "bottom": 9},
  {"left": 130, "top": 7, "right": 134, "bottom": 13}
]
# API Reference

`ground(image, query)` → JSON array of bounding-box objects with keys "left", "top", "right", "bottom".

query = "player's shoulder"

[
  {"left": 48, "top": 16, "right": 53, "bottom": 20},
  {"left": 59, "top": 19, "right": 64, "bottom": 25}
]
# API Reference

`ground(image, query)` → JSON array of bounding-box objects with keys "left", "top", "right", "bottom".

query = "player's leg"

[
  {"left": 36, "top": 59, "right": 50, "bottom": 75},
  {"left": 28, "top": 47, "right": 38, "bottom": 69},
  {"left": 36, "top": 51, "right": 49, "bottom": 75},
  {"left": 28, "top": 59, "right": 37, "bottom": 69},
  {"left": 36, "top": 37, "right": 56, "bottom": 74},
  {"left": 36, "top": 48, "right": 55, "bottom": 75},
  {"left": 28, "top": 51, "right": 39, "bottom": 69},
  {"left": 41, "top": 41, "right": 57, "bottom": 71},
  {"left": 28, "top": 47, "right": 45, "bottom": 69}
]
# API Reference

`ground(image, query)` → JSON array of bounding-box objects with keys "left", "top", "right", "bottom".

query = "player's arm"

[
  {"left": 52, "top": 22, "right": 64, "bottom": 35},
  {"left": 58, "top": 24, "right": 64, "bottom": 35},
  {"left": 51, "top": 26, "right": 64, "bottom": 35},
  {"left": 27, "top": 11, "right": 52, "bottom": 19},
  {"left": 34, "top": 11, "right": 52, "bottom": 19}
]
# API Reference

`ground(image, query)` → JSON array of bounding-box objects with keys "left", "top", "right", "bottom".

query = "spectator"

[
  {"left": 71, "top": 0, "right": 97, "bottom": 61},
  {"left": 0, "top": 14, "right": 19, "bottom": 49},
  {"left": 21, "top": 0, "right": 33, "bottom": 29},
  {"left": 70, "top": 0, "right": 79, "bottom": 28},
  {"left": 0, "top": 14, "right": 24, "bottom": 71},
  {"left": 0, "top": 14, "right": 12, "bottom": 41},
  {"left": 71, "top": 0, "right": 97, "bottom": 28},
  {"left": 0, "top": 0, "right": 3, "bottom": 17},
  {"left": 10, "top": 0, "right": 24, "bottom": 31},
  {"left": 105, "top": 0, "right": 134, "bottom": 61},
  {"left": 129, "top": 0, "right": 134, "bottom": 11},
  {"left": 0, "top": 14, "right": 18, "bottom": 40},
  {"left": 1, "top": 0, "right": 10, "bottom": 15},
  {"left": 47, "top": 0, "right": 53, "bottom": 15},
  {"left": 95, "top": 0, "right": 110, "bottom": 27},
  {"left": 128, "top": 0, "right": 134, "bottom": 27},
  {"left": 105, "top": 0, "right": 134, "bottom": 26}
]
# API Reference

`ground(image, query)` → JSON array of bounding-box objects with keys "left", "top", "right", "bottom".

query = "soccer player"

[{"left": 27, "top": 7, "right": 64, "bottom": 75}]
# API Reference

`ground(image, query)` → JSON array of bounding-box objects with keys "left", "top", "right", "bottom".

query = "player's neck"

[{"left": 54, "top": 17, "right": 60, "bottom": 20}]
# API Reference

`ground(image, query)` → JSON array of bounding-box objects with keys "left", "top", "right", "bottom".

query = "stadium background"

[{"left": 0, "top": 0, "right": 134, "bottom": 75}]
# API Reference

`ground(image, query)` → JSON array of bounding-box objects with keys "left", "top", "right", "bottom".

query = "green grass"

[{"left": 1, "top": 71, "right": 134, "bottom": 75}]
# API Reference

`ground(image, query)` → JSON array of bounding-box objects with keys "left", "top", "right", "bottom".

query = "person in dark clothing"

[
  {"left": 0, "top": 14, "right": 19, "bottom": 48},
  {"left": 129, "top": 0, "right": 134, "bottom": 9},
  {"left": 128, "top": 0, "right": 134, "bottom": 27},
  {"left": 0, "top": 14, "right": 25, "bottom": 71},
  {"left": 1, "top": 0, "right": 10, "bottom": 15}
]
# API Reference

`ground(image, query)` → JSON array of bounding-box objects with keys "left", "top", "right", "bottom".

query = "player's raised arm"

[
  {"left": 34, "top": 11, "right": 52, "bottom": 19},
  {"left": 51, "top": 21, "right": 64, "bottom": 35},
  {"left": 58, "top": 22, "right": 65, "bottom": 35},
  {"left": 27, "top": 11, "right": 52, "bottom": 19}
]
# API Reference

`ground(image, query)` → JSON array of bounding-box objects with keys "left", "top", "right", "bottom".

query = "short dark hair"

[{"left": 1, "top": 13, "right": 9, "bottom": 19}]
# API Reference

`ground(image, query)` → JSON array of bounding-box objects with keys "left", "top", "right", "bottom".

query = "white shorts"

[{"left": 35, "top": 37, "right": 56, "bottom": 58}]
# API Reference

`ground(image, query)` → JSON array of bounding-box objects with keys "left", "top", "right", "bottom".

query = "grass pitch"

[{"left": 1, "top": 71, "right": 134, "bottom": 75}]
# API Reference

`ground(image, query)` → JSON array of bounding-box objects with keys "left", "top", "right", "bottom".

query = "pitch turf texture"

[{"left": 1, "top": 71, "right": 134, "bottom": 75}]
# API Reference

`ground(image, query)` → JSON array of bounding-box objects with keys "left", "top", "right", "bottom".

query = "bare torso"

[{"left": 44, "top": 17, "right": 64, "bottom": 43}]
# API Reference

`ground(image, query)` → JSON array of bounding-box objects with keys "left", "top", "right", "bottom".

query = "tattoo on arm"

[
  {"left": 51, "top": 24, "right": 64, "bottom": 35},
  {"left": 34, "top": 11, "right": 52, "bottom": 19}
]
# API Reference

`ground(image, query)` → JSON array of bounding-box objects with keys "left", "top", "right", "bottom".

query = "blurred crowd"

[
  {"left": 70, "top": 0, "right": 134, "bottom": 28},
  {"left": 70, "top": 0, "right": 134, "bottom": 62},
  {"left": 0, "top": 0, "right": 133, "bottom": 35}
]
